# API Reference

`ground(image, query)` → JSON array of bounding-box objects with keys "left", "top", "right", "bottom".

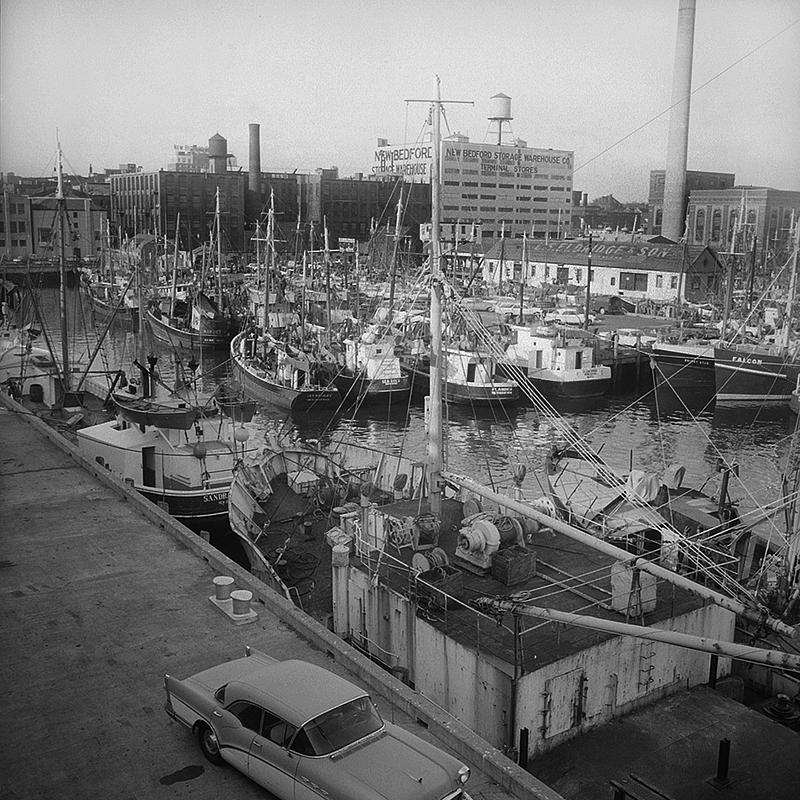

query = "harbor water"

[{"left": 40, "top": 287, "right": 799, "bottom": 526}]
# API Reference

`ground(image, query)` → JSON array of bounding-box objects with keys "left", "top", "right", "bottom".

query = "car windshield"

[{"left": 296, "top": 696, "right": 383, "bottom": 756}]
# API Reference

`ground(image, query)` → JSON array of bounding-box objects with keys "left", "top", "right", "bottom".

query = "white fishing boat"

[
  {"left": 501, "top": 323, "right": 611, "bottom": 399},
  {"left": 77, "top": 358, "right": 258, "bottom": 528}
]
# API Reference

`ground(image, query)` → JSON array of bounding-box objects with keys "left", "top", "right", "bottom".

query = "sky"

[{"left": 1, "top": 0, "right": 798, "bottom": 202}]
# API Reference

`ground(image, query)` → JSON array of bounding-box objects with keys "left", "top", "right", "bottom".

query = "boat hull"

[
  {"left": 146, "top": 309, "right": 231, "bottom": 350},
  {"left": 650, "top": 343, "right": 716, "bottom": 390},
  {"left": 139, "top": 485, "right": 229, "bottom": 525},
  {"left": 527, "top": 375, "right": 611, "bottom": 400},
  {"left": 332, "top": 370, "right": 411, "bottom": 406},
  {"left": 714, "top": 345, "right": 800, "bottom": 402},
  {"left": 230, "top": 332, "right": 341, "bottom": 412},
  {"left": 89, "top": 294, "right": 140, "bottom": 331},
  {"left": 499, "top": 363, "right": 610, "bottom": 399},
  {"left": 232, "top": 354, "right": 340, "bottom": 412},
  {"left": 403, "top": 364, "right": 521, "bottom": 406}
]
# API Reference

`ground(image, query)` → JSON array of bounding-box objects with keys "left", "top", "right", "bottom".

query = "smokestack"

[
  {"left": 662, "top": 0, "right": 696, "bottom": 241},
  {"left": 248, "top": 123, "right": 261, "bottom": 192}
]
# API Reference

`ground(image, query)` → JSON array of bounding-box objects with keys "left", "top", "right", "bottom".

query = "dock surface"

[{"left": 0, "top": 403, "right": 533, "bottom": 800}]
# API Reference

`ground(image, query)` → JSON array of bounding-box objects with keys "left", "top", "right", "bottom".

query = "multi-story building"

[
  {"left": 647, "top": 170, "right": 735, "bottom": 236},
  {"left": 372, "top": 94, "right": 573, "bottom": 244},
  {"left": 166, "top": 144, "right": 210, "bottom": 173},
  {"left": 110, "top": 170, "right": 246, "bottom": 250},
  {"left": 685, "top": 186, "right": 800, "bottom": 260},
  {"left": 1, "top": 190, "right": 105, "bottom": 259}
]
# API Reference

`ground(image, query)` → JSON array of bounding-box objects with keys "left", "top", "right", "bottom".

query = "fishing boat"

[
  {"left": 231, "top": 194, "right": 341, "bottom": 413},
  {"left": 112, "top": 392, "right": 199, "bottom": 430},
  {"left": 501, "top": 323, "right": 611, "bottom": 399},
  {"left": 146, "top": 289, "right": 233, "bottom": 349},
  {"left": 230, "top": 329, "right": 340, "bottom": 412},
  {"left": 713, "top": 223, "right": 800, "bottom": 404},
  {"left": 319, "top": 327, "right": 411, "bottom": 406},
  {"left": 0, "top": 324, "right": 60, "bottom": 407},
  {"left": 145, "top": 191, "right": 236, "bottom": 350},
  {"left": 402, "top": 342, "right": 520, "bottom": 406},
  {"left": 78, "top": 361, "right": 257, "bottom": 528},
  {"left": 649, "top": 332, "right": 718, "bottom": 390}
]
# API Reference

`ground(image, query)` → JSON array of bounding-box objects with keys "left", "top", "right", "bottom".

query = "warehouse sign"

[
  {"left": 444, "top": 143, "right": 573, "bottom": 179},
  {"left": 372, "top": 145, "right": 433, "bottom": 181},
  {"left": 372, "top": 141, "right": 572, "bottom": 182}
]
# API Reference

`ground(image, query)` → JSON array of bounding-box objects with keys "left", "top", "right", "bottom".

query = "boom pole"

[
  {"left": 473, "top": 597, "right": 800, "bottom": 670},
  {"left": 446, "top": 471, "right": 796, "bottom": 637}
]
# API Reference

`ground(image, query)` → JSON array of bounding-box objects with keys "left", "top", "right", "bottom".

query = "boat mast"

[
  {"left": 262, "top": 190, "right": 274, "bottom": 336},
  {"left": 780, "top": 215, "right": 799, "bottom": 353},
  {"left": 55, "top": 136, "right": 71, "bottom": 397},
  {"left": 721, "top": 193, "right": 745, "bottom": 338},
  {"left": 583, "top": 231, "right": 593, "bottom": 330},
  {"left": 388, "top": 185, "right": 404, "bottom": 318},
  {"left": 428, "top": 78, "right": 444, "bottom": 515},
  {"left": 215, "top": 187, "right": 223, "bottom": 308},
  {"left": 170, "top": 212, "right": 180, "bottom": 317},
  {"left": 324, "top": 217, "right": 332, "bottom": 344},
  {"left": 518, "top": 231, "right": 527, "bottom": 324}
]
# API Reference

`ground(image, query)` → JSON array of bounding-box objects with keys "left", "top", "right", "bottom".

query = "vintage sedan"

[{"left": 164, "top": 646, "right": 471, "bottom": 800}]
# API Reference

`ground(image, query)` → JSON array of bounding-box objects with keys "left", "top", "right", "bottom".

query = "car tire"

[
  {"left": 198, "top": 723, "right": 225, "bottom": 765},
  {"left": 598, "top": 307, "right": 605, "bottom": 315}
]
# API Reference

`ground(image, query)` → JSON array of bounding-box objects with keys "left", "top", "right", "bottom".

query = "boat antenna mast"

[
  {"left": 405, "top": 77, "right": 472, "bottom": 515},
  {"left": 55, "top": 133, "right": 71, "bottom": 402}
]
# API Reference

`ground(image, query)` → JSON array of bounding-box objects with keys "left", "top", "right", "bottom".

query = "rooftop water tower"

[
  {"left": 488, "top": 93, "right": 513, "bottom": 146},
  {"left": 208, "top": 133, "right": 228, "bottom": 174}
]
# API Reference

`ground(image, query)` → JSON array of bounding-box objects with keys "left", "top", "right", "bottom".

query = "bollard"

[
  {"left": 716, "top": 738, "right": 730, "bottom": 783},
  {"left": 213, "top": 575, "right": 235, "bottom": 602},
  {"left": 231, "top": 589, "right": 253, "bottom": 616},
  {"left": 518, "top": 727, "right": 529, "bottom": 771}
]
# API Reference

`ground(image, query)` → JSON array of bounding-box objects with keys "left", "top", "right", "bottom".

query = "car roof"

[{"left": 226, "top": 659, "right": 368, "bottom": 726}]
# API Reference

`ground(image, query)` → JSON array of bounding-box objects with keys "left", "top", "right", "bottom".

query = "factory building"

[
  {"left": 647, "top": 169, "right": 735, "bottom": 236},
  {"left": 373, "top": 94, "right": 573, "bottom": 244},
  {"left": 110, "top": 168, "right": 246, "bottom": 250}
]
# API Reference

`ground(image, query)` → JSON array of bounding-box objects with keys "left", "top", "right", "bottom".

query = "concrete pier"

[{"left": 0, "top": 398, "right": 553, "bottom": 800}]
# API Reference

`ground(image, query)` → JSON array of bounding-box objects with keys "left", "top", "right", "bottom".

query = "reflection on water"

[{"left": 36, "top": 288, "right": 798, "bottom": 519}]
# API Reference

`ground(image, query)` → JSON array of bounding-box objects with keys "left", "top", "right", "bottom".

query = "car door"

[
  {"left": 247, "top": 711, "right": 301, "bottom": 798},
  {"left": 214, "top": 701, "right": 259, "bottom": 773}
]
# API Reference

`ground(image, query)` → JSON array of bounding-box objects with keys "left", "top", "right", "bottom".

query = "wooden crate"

[{"left": 491, "top": 546, "right": 537, "bottom": 585}]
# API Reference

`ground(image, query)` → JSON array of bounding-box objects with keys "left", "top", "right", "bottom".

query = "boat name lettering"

[
  {"left": 203, "top": 492, "right": 227, "bottom": 503},
  {"left": 732, "top": 356, "right": 763, "bottom": 365}
]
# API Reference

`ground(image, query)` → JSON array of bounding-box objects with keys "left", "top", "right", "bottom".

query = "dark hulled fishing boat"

[{"left": 230, "top": 330, "right": 340, "bottom": 412}]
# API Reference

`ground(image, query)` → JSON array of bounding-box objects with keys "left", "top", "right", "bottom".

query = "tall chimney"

[
  {"left": 662, "top": 0, "right": 696, "bottom": 241},
  {"left": 248, "top": 123, "right": 261, "bottom": 192}
]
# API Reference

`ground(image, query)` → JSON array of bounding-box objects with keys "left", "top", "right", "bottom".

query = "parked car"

[
  {"left": 586, "top": 294, "right": 632, "bottom": 315},
  {"left": 164, "top": 647, "right": 471, "bottom": 800},
  {"left": 544, "top": 307, "right": 596, "bottom": 326}
]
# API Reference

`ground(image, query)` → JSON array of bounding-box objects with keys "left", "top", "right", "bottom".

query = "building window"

[
  {"left": 619, "top": 272, "right": 648, "bottom": 291},
  {"left": 670, "top": 275, "right": 678, "bottom": 289},
  {"left": 655, "top": 274, "right": 663, "bottom": 288},
  {"left": 711, "top": 209, "right": 721, "bottom": 241},
  {"left": 575, "top": 268, "right": 582, "bottom": 282},
  {"left": 694, "top": 208, "right": 705, "bottom": 242}
]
